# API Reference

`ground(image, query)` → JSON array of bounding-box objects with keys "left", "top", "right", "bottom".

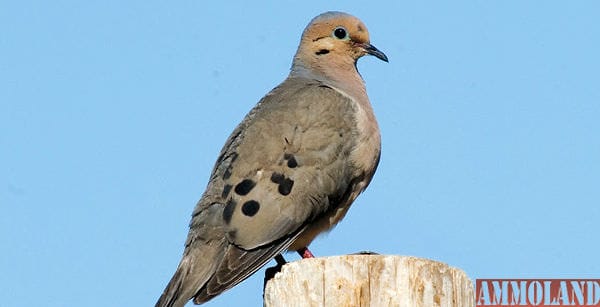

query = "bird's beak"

[{"left": 362, "top": 43, "right": 388, "bottom": 62}]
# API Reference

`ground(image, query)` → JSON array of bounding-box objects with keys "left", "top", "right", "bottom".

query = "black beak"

[{"left": 363, "top": 43, "right": 388, "bottom": 62}]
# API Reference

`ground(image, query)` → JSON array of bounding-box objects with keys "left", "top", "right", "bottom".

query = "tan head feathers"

[{"left": 292, "top": 11, "right": 387, "bottom": 77}]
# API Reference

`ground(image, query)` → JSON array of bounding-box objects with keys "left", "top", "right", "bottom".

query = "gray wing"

[{"left": 156, "top": 80, "right": 359, "bottom": 306}]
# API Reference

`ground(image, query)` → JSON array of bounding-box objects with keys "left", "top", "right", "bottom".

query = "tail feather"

[
  {"left": 156, "top": 239, "right": 226, "bottom": 307},
  {"left": 156, "top": 265, "right": 187, "bottom": 307}
]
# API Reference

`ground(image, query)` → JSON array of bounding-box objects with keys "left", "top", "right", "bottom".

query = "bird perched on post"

[{"left": 156, "top": 11, "right": 388, "bottom": 307}]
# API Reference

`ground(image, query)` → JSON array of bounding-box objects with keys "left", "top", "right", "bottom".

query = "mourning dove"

[{"left": 156, "top": 11, "right": 388, "bottom": 306}]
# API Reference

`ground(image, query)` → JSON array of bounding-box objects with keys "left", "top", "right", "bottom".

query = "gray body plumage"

[
  {"left": 156, "top": 11, "right": 386, "bottom": 306},
  {"left": 157, "top": 79, "right": 375, "bottom": 306}
]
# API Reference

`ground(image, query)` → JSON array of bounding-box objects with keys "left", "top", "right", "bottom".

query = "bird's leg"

[{"left": 297, "top": 247, "right": 315, "bottom": 258}]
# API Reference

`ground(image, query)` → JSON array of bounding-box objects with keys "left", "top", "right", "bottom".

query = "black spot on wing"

[
  {"left": 221, "top": 152, "right": 238, "bottom": 180},
  {"left": 223, "top": 199, "right": 236, "bottom": 224},
  {"left": 270, "top": 172, "right": 284, "bottom": 184},
  {"left": 222, "top": 184, "right": 232, "bottom": 199},
  {"left": 223, "top": 168, "right": 232, "bottom": 180},
  {"left": 284, "top": 153, "right": 297, "bottom": 168},
  {"left": 270, "top": 172, "right": 294, "bottom": 196},
  {"left": 241, "top": 200, "right": 260, "bottom": 217},
  {"left": 234, "top": 179, "right": 256, "bottom": 196},
  {"left": 278, "top": 179, "right": 294, "bottom": 196}
]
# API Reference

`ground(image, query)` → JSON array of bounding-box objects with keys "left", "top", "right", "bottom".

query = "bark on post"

[{"left": 264, "top": 255, "right": 474, "bottom": 307}]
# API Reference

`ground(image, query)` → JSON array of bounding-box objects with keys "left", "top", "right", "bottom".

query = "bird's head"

[{"left": 292, "top": 11, "right": 388, "bottom": 76}]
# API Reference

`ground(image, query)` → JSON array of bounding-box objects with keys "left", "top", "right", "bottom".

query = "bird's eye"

[{"left": 333, "top": 27, "right": 348, "bottom": 40}]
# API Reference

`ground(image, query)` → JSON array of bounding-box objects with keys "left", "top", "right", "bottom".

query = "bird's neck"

[
  {"left": 289, "top": 58, "right": 380, "bottom": 165},
  {"left": 290, "top": 58, "right": 369, "bottom": 107}
]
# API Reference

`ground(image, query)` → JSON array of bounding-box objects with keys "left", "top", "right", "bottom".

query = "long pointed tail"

[
  {"left": 156, "top": 240, "right": 225, "bottom": 307},
  {"left": 156, "top": 264, "right": 190, "bottom": 307}
]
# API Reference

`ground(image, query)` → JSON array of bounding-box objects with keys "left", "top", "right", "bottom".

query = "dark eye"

[{"left": 333, "top": 27, "right": 348, "bottom": 40}]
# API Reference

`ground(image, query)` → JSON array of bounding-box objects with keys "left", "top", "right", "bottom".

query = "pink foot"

[{"left": 297, "top": 247, "right": 315, "bottom": 258}]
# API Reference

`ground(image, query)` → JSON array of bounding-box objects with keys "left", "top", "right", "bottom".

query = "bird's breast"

[{"left": 289, "top": 88, "right": 381, "bottom": 251}]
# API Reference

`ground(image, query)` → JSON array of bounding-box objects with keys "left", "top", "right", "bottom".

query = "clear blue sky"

[{"left": 2, "top": 1, "right": 599, "bottom": 306}]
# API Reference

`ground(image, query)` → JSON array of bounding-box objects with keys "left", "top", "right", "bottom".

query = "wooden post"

[{"left": 264, "top": 255, "right": 474, "bottom": 307}]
